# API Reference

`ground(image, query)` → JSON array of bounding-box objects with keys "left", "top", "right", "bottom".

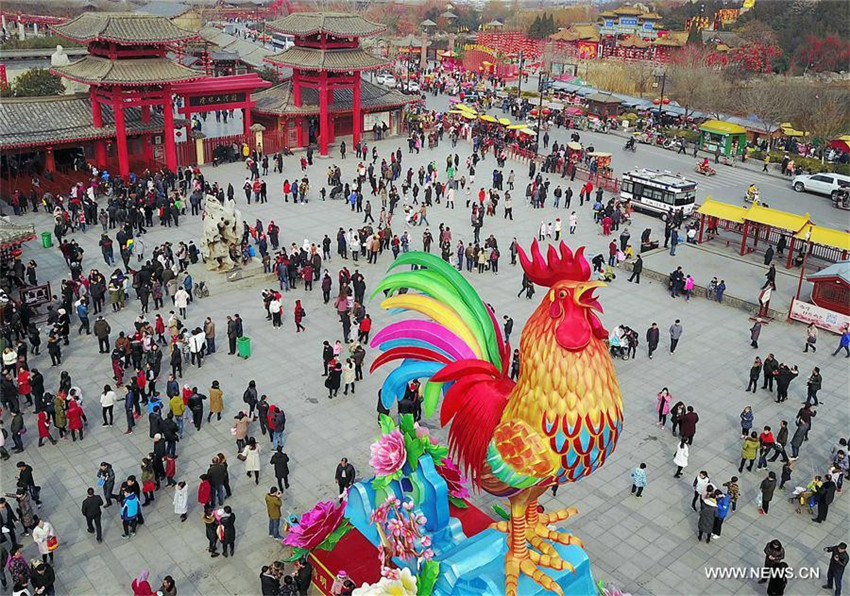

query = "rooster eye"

[{"left": 558, "top": 290, "right": 567, "bottom": 299}]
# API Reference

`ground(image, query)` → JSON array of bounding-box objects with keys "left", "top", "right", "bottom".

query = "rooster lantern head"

[{"left": 518, "top": 240, "right": 608, "bottom": 351}]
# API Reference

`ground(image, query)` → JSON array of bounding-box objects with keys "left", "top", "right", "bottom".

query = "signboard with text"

[
  {"left": 187, "top": 92, "right": 247, "bottom": 108},
  {"left": 789, "top": 299, "right": 849, "bottom": 334}
]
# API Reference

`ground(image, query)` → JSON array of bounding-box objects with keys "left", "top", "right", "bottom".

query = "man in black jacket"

[
  {"left": 646, "top": 323, "right": 660, "bottom": 359},
  {"left": 334, "top": 458, "right": 355, "bottom": 498},
  {"left": 628, "top": 255, "right": 643, "bottom": 284},
  {"left": 0, "top": 498, "right": 19, "bottom": 549},
  {"left": 768, "top": 420, "right": 790, "bottom": 463},
  {"left": 762, "top": 354, "right": 779, "bottom": 392},
  {"left": 813, "top": 476, "right": 836, "bottom": 523},
  {"left": 293, "top": 557, "right": 313, "bottom": 596},
  {"left": 270, "top": 446, "right": 290, "bottom": 492},
  {"left": 81, "top": 487, "right": 104, "bottom": 542}
]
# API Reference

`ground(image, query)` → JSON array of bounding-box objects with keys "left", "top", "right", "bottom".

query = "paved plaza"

[{"left": 1, "top": 109, "right": 847, "bottom": 596}]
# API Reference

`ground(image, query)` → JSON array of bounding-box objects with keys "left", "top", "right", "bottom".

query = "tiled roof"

[
  {"left": 550, "top": 24, "right": 599, "bottom": 42},
  {"left": 135, "top": 2, "right": 192, "bottom": 19},
  {"left": 613, "top": 7, "right": 644, "bottom": 15},
  {"left": 197, "top": 25, "right": 276, "bottom": 68},
  {"left": 585, "top": 92, "right": 622, "bottom": 103},
  {"left": 266, "top": 47, "right": 389, "bottom": 72},
  {"left": 51, "top": 12, "right": 197, "bottom": 45},
  {"left": 0, "top": 93, "right": 164, "bottom": 150},
  {"left": 619, "top": 34, "right": 651, "bottom": 48},
  {"left": 267, "top": 12, "right": 385, "bottom": 38},
  {"left": 253, "top": 78, "right": 416, "bottom": 117},
  {"left": 52, "top": 55, "right": 202, "bottom": 85}
]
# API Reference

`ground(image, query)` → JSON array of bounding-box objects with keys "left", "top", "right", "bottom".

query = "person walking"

[
  {"left": 646, "top": 323, "right": 659, "bottom": 359},
  {"left": 656, "top": 388, "right": 672, "bottom": 428},
  {"left": 31, "top": 517, "right": 56, "bottom": 564},
  {"left": 335, "top": 458, "right": 355, "bottom": 498},
  {"left": 673, "top": 439, "right": 689, "bottom": 478},
  {"left": 219, "top": 506, "right": 236, "bottom": 558},
  {"left": 747, "top": 358, "right": 762, "bottom": 393},
  {"left": 173, "top": 481, "right": 188, "bottom": 523},
  {"left": 97, "top": 462, "right": 116, "bottom": 507},
  {"left": 832, "top": 325, "right": 850, "bottom": 357},
  {"left": 804, "top": 322, "right": 818, "bottom": 352},
  {"left": 691, "top": 471, "right": 711, "bottom": 511},
  {"left": 270, "top": 446, "right": 290, "bottom": 492},
  {"left": 669, "top": 320, "right": 683, "bottom": 354},
  {"left": 823, "top": 542, "right": 847, "bottom": 596},
  {"left": 239, "top": 437, "right": 261, "bottom": 485},
  {"left": 739, "top": 432, "right": 759, "bottom": 472},
  {"left": 759, "top": 471, "right": 777, "bottom": 515},
  {"left": 630, "top": 463, "right": 647, "bottom": 497},
  {"left": 81, "top": 487, "right": 104, "bottom": 543},
  {"left": 265, "top": 487, "right": 283, "bottom": 540},
  {"left": 628, "top": 255, "right": 642, "bottom": 283},
  {"left": 805, "top": 367, "right": 822, "bottom": 406},
  {"left": 750, "top": 319, "right": 762, "bottom": 349}
]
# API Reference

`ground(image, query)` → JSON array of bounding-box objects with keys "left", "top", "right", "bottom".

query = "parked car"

[
  {"left": 405, "top": 80, "right": 420, "bottom": 93},
  {"left": 792, "top": 173, "right": 850, "bottom": 198},
  {"left": 375, "top": 72, "right": 391, "bottom": 85},
  {"left": 380, "top": 74, "right": 397, "bottom": 87}
]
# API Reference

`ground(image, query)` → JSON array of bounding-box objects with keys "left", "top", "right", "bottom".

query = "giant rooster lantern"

[{"left": 370, "top": 241, "right": 624, "bottom": 595}]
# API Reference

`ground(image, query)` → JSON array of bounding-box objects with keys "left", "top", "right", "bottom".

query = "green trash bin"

[
  {"left": 41, "top": 231, "right": 53, "bottom": 248},
  {"left": 237, "top": 336, "right": 251, "bottom": 359}
]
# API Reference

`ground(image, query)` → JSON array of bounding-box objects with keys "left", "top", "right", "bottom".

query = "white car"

[
  {"left": 792, "top": 172, "right": 850, "bottom": 198},
  {"left": 404, "top": 80, "right": 420, "bottom": 93},
  {"left": 383, "top": 74, "right": 397, "bottom": 87}
]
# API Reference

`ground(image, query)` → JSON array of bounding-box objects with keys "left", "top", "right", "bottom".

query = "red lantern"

[
  {"left": 652, "top": 98, "right": 661, "bottom": 105},
  {"left": 542, "top": 108, "right": 552, "bottom": 115},
  {"left": 662, "top": 98, "right": 671, "bottom": 105},
  {"left": 530, "top": 109, "right": 539, "bottom": 116},
  {"left": 176, "top": 131, "right": 182, "bottom": 138}
]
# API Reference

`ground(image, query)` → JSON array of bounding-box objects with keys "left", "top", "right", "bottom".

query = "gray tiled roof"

[
  {"left": 52, "top": 55, "right": 201, "bottom": 85},
  {"left": 0, "top": 94, "right": 164, "bottom": 150},
  {"left": 266, "top": 47, "right": 388, "bottom": 72},
  {"left": 253, "top": 78, "right": 416, "bottom": 117},
  {"left": 135, "top": 2, "right": 193, "bottom": 19},
  {"left": 267, "top": 12, "right": 385, "bottom": 38},
  {"left": 51, "top": 12, "right": 197, "bottom": 45}
]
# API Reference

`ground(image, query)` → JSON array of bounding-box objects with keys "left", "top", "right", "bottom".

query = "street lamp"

[
  {"left": 535, "top": 71, "right": 548, "bottom": 154},
  {"left": 653, "top": 65, "right": 667, "bottom": 118}
]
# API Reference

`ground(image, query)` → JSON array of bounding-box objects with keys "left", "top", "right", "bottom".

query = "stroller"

[{"left": 329, "top": 183, "right": 344, "bottom": 200}]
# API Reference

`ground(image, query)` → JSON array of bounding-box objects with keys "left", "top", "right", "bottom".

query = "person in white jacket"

[
  {"left": 100, "top": 384, "right": 117, "bottom": 426},
  {"left": 174, "top": 288, "right": 190, "bottom": 318},
  {"left": 31, "top": 517, "right": 56, "bottom": 564},
  {"left": 240, "top": 438, "right": 261, "bottom": 485},
  {"left": 173, "top": 481, "right": 189, "bottom": 522},
  {"left": 673, "top": 439, "right": 689, "bottom": 478}
]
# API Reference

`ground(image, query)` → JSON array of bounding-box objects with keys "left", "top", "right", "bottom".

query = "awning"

[
  {"left": 794, "top": 224, "right": 850, "bottom": 252},
  {"left": 700, "top": 119, "right": 747, "bottom": 135},
  {"left": 697, "top": 197, "right": 748, "bottom": 224},
  {"left": 744, "top": 204, "right": 810, "bottom": 232},
  {"left": 567, "top": 141, "right": 582, "bottom": 151}
]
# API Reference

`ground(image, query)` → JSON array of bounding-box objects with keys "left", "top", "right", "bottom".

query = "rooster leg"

[
  {"left": 503, "top": 493, "right": 569, "bottom": 596},
  {"left": 524, "top": 499, "right": 575, "bottom": 572}
]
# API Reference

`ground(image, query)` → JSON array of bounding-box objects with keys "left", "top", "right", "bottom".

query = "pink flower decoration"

[
  {"left": 370, "top": 430, "right": 407, "bottom": 476},
  {"left": 282, "top": 500, "right": 346, "bottom": 550},
  {"left": 435, "top": 459, "right": 470, "bottom": 499}
]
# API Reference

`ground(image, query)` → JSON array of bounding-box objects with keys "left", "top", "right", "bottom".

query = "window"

[
  {"left": 675, "top": 191, "right": 695, "bottom": 206},
  {"left": 811, "top": 175, "right": 830, "bottom": 183},
  {"left": 622, "top": 180, "right": 633, "bottom": 193},
  {"left": 633, "top": 182, "right": 644, "bottom": 198}
]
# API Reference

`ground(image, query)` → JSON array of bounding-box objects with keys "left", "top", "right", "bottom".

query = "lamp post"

[
  {"left": 535, "top": 71, "right": 548, "bottom": 154},
  {"left": 407, "top": 41, "right": 413, "bottom": 93},
  {"left": 653, "top": 65, "right": 667, "bottom": 118},
  {"left": 516, "top": 50, "right": 524, "bottom": 97}
]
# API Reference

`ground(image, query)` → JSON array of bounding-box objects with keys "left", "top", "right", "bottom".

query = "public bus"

[
  {"left": 619, "top": 168, "right": 697, "bottom": 220},
  {"left": 270, "top": 32, "right": 294, "bottom": 51}
]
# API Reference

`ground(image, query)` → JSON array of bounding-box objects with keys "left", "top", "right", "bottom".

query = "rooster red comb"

[{"left": 517, "top": 240, "right": 591, "bottom": 287}]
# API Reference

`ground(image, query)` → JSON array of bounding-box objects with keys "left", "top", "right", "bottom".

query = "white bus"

[
  {"left": 270, "top": 33, "right": 295, "bottom": 51},
  {"left": 620, "top": 168, "right": 697, "bottom": 220}
]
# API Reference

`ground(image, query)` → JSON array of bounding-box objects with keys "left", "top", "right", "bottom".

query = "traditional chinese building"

[
  {"left": 254, "top": 13, "right": 416, "bottom": 156},
  {"left": 49, "top": 13, "right": 202, "bottom": 178},
  {"left": 597, "top": 6, "right": 664, "bottom": 39}
]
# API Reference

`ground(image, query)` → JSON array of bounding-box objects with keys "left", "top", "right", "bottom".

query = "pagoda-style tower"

[
  {"left": 265, "top": 13, "right": 389, "bottom": 156},
  {"left": 50, "top": 13, "right": 201, "bottom": 178}
]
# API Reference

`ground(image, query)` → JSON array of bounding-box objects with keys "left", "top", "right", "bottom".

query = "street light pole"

[
  {"left": 535, "top": 72, "right": 547, "bottom": 154},
  {"left": 516, "top": 50, "right": 523, "bottom": 97}
]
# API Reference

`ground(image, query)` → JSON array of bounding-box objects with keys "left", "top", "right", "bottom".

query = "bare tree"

[
  {"left": 790, "top": 85, "right": 850, "bottom": 161},
  {"left": 737, "top": 78, "right": 789, "bottom": 139}
]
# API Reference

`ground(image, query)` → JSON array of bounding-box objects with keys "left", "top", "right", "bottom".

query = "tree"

[
  {"left": 794, "top": 35, "right": 850, "bottom": 73},
  {"left": 666, "top": 45, "right": 725, "bottom": 118},
  {"left": 734, "top": 20, "right": 779, "bottom": 47},
  {"left": 686, "top": 23, "right": 701, "bottom": 45},
  {"left": 738, "top": 78, "right": 790, "bottom": 139},
  {"left": 787, "top": 85, "right": 850, "bottom": 162},
  {"left": 527, "top": 15, "right": 542, "bottom": 38},
  {"left": 13, "top": 68, "right": 64, "bottom": 97}
]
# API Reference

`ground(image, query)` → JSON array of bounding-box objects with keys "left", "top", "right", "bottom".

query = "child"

[
  {"left": 722, "top": 476, "right": 740, "bottom": 511},
  {"left": 779, "top": 460, "right": 793, "bottom": 490},
  {"left": 631, "top": 463, "right": 647, "bottom": 497}
]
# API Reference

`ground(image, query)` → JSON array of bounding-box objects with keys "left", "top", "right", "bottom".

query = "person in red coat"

[
  {"left": 67, "top": 399, "right": 85, "bottom": 441},
  {"left": 17, "top": 368, "right": 33, "bottom": 407},
  {"left": 198, "top": 474, "right": 211, "bottom": 506},
  {"left": 358, "top": 315, "right": 372, "bottom": 343},
  {"left": 37, "top": 410, "right": 57, "bottom": 446},
  {"left": 294, "top": 300, "right": 306, "bottom": 333}
]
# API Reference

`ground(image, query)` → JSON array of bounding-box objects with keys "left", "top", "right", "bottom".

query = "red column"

[
  {"left": 243, "top": 106, "right": 252, "bottom": 135},
  {"left": 113, "top": 102, "right": 130, "bottom": 179},
  {"left": 293, "top": 70, "right": 301, "bottom": 107},
  {"left": 352, "top": 74, "right": 362, "bottom": 147},
  {"left": 698, "top": 213, "right": 705, "bottom": 244},
  {"left": 295, "top": 117, "right": 304, "bottom": 147},
  {"left": 91, "top": 91, "right": 107, "bottom": 167},
  {"left": 740, "top": 222, "right": 749, "bottom": 256},
  {"left": 163, "top": 89, "right": 177, "bottom": 171},
  {"left": 45, "top": 148, "right": 56, "bottom": 173},
  {"left": 319, "top": 71, "right": 329, "bottom": 156},
  {"left": 785, "top": 237, "right": 796, "bottom": 269}
]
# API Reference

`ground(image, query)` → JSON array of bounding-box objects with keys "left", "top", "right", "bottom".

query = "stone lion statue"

[{"left": 200, "top": 194, "right": 243, "bottom": 271}]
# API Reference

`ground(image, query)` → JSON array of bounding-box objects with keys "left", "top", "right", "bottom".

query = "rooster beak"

[{"left": 573, "top": 281, "right": 606, "bottom": 305}]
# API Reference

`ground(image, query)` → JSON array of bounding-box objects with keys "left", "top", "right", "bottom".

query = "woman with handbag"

[
  {"left": 803, "top": 323, "right": 818, "bottom": 353},
  {"left": 31, "top": 516, "right": 56, "bottom": 564},
  {"left": 239, "top": 438, "right": 261, "bottom": 485}
]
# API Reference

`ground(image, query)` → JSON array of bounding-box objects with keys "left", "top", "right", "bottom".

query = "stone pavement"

[{"left": 1, "top": 122, "right": 847, "bottom": 596}]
